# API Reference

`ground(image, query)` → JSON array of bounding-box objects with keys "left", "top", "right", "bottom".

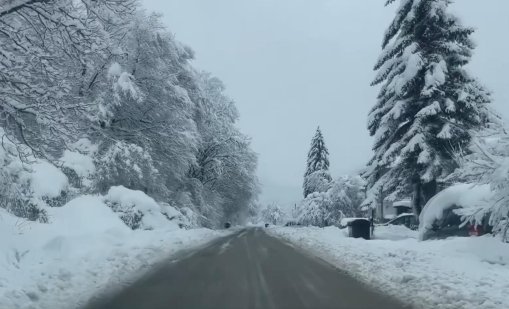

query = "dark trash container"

[
  {"left": 224, "top": 222, "right": 231, "bottom": 229},
  {"left": 347, "top": 219, "right": 371, "bottom": 240},
  {"left": 265, "top": 223, "right": 269, "bottom": 228}
]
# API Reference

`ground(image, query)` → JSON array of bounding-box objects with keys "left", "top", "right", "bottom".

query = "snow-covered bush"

[
  {"left": 58, "top": 139, "right": 97, "bottom": 190},
  {"left": 31, "top": 161, "right": 69, "bottom": 208},
  {"left": 0, "top": 129, "right": 72, "bottom": 221},
  {"left": 296, "top": 192, "right": 333, "bottom": 227},
  {"left": 295, "top": 174, "right": 365, "bottom": 227},
  {"left": 104, "top": 186, "right": 173, "bottom": 230},
  {"left": 260, "top": 203, "right": 286, "bottom": 225}
]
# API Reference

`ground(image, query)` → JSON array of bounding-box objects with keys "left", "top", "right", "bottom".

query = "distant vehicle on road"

[
  {"left": 224, "top": 222, "right": 231, "bottom": 229},
  {"left": 265, "top": 223, "right": 269, "bottom": 228},
  {"left": 383, "top": 213, "right": 418, "bottom": 230}
]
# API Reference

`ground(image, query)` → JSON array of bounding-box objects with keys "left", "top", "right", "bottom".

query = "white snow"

[
  {"left": 0, "top": 197, "right": 229, "bottom": 309},
  {"left": 392, "top": 199, "right": 411, "bottom": 207},
  {"left": 30, "top": 161, "right": 68, "bottom": 198},
  {"left": 339, "top": 217, "right": 369, "bottom": 227},
  {"left": 60, "top": 150, "right": 95, "bottom": 178},
  {"left": 419, "top": 183, "right": 493, "bottom": 240},
  {"left": 105, "top": 186, "right": 171, "bottom": 230},
  {"left": 107, "top": 62, "right": 122, "bottom": 78},
  {"left": 269, "top": 226, "right": 509, "bottom": 309}
]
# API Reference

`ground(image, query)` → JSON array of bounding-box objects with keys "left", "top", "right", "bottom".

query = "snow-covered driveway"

[{"left": 269, "top": 226, "right": 509, "bottom": 309}]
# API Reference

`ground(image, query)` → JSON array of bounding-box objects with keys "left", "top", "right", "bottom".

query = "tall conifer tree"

[
  {"left": 304, "top": 127, "right": 331, "bottom": 197},
  {"left": 364, "top": 0, "right": 490, "bottom": 215}
]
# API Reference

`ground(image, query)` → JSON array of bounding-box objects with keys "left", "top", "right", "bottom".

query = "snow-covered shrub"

[
  {"left": 159, "top": 203, "right": 198, "bottom": 229},
  {"left": 104, "top": 186, "right": 174, "bottom": 230},
  {"left": 59, "top": 140, "right": 97, "bottom": 190},
  {"left": 296, "top": 192, "right": 333, "bottom": 227},
  {"left": 30, "top": 161, "right": 69, "bottom": 208},
  {"left": 178, "top": 207, "right": 200, "bottom": 228},
  {"left": 0, "top": 130, "right": 66, "bottom": 221}
]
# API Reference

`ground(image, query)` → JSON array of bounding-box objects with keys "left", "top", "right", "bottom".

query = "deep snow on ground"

[
  {"left": 0, "top": 203, "right": 228, "bottom": 309},
  {"left": 269, "top": 226, "right": 509, "bottom": 309}
]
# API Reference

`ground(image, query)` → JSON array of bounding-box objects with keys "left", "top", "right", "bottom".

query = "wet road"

[{"left": 84, "top": 228, "right": 409, "bottom": 309}]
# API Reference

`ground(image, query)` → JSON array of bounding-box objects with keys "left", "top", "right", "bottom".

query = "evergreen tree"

[
  {"left": 364, "top": 0, "right": 490, "bottom": 215},
  {"left": 303, "top": 127, "right": 331, "bottom": 197}
]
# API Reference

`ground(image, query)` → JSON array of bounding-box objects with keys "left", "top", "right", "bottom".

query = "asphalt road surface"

[{"left": 84, "top": 228, "right": 410, "bottom": 309}]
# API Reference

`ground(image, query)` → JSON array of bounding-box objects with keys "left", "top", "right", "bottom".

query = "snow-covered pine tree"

[
  {"left": 303, "top": 127, "right": 331, "bottom": 197},
  {"left": 364, "top": 0, "right": 490, "bottom": 216}
]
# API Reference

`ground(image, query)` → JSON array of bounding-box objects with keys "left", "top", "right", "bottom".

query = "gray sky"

[{"left": 140, "top": 0, "right": 509, "bottom": 208}]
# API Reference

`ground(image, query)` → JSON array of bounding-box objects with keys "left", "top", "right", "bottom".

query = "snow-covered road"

[
  {"left": 84, "top": 228, "right": 407, "bottom": 309},
  {"left": 269, "top": 226, "right": 509, "bottom": 309}
]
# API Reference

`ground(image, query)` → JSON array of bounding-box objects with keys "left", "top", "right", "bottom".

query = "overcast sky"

[{"left": 140, "top": 0, "right": 509, "bottom": 208}]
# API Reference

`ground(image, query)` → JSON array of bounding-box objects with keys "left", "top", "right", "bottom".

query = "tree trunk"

[
  {"left": 411, "top": 176, "right": 422, "bottom": 218},
  {"left": 422, "top": 179, "right": 437, "bottom": 206}
]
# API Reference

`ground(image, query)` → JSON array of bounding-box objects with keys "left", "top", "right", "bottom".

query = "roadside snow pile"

[
  {"left": 269, "top": 226, "right": 509, "bottom": 309},
  {"left": 419, "top": 183, "right": 493, "bottom": 240},
  {"left": 374, "top": 224, "right": 418, "bottom": 240},
  {"left": 0, "top": 198, "right": 228, "bottom": 309}
]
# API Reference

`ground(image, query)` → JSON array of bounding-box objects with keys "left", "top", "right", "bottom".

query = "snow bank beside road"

[
  {"left": 269, "top": 226, "right": 509, "bottom": 309},
  {"left": 0, "top": 201, "right": 228, "bottom": 309}
]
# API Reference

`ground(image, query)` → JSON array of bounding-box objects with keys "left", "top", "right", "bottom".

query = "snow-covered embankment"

[
  {"left": 269, "top": 226, "right": 509, "bottom": 309},
  {"left": 0, "top": 198, "right": 228, "bottom": 309}
]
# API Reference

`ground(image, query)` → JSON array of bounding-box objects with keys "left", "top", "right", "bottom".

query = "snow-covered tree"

[
  {"left": 261, "top": 203, "right": 286, "bottom": 225},
  {"left": 0, "top": 1, "right": 259, "bottom": 226},
  {"left": 365, "top": 0, "right": 490, "bottom": 215},
  {"left": 328, "top": 175, "right": 366, "bottom": 218},
  {"left": 304, "top": 127, "right": 331, "bottom": 197},
  {"left": 296, "top": 192, "right": 332, "bottom": 227}
]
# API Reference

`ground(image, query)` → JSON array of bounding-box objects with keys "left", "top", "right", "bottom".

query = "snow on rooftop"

[
  {"left": 392, "top": 199, "right": 411, "bottom": 207},
  {"left": 340, "top": 217, "right": 370, "bottom": 226}
]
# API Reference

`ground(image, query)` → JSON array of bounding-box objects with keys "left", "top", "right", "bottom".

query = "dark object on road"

[
  {"left": 347, "top": 219, "right": 371, "bottom": 240},
  {"left": 265, "top": 223, "right": 269, "bottom": 228},
  {"left": 383, "top": 213, "right": 418, "bottom": 230},
  {"left": 84, "top": 228, "right": 409, "bottom": 309},
  {"left": 224, "top": 222, "right": 231, "bottom": 229}
]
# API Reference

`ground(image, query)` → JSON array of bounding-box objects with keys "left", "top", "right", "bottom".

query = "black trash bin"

[
  {"left": 347, "top": 219, "right": 371, "bottom": 240},
  {"left": 224, "top": 222, "right": 231, "bottom": 229}
]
